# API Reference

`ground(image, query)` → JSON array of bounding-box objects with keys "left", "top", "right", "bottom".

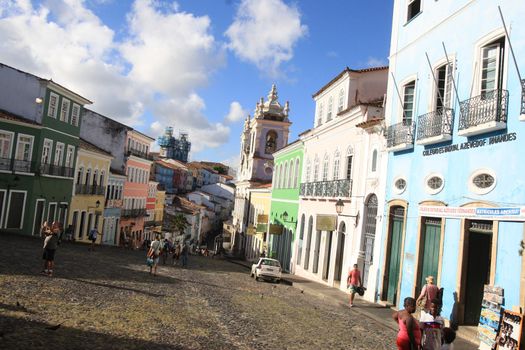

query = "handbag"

[
  {"left": 356, "top": 286, "right": 365, "bottom": 296},
  {"left": 146, "top": 257, "right": 154, "bottom": 267}
]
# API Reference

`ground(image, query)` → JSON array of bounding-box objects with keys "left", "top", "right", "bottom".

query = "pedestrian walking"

[
  {"left": 162, "top": 238, "right": 170, "bottom": 265},
  {"left": 88, "top": 227, "right": 98, "bottom": 251},
  {"left": 147, "top": 235, "right": 163, "bottom": 276},
  {"left": 173, "top": 243, "right": 181, "bottom": 265},
  {"left": 41, "top": 225, "right": 59, "bottom": 277},
  {"left": 347, "top": 263, "right": 362, "bottom": 307},
  {"left": 181, "top": 242, "right": 189, "bottom": 268},
  {"left": 393, "top": 297, "right": 422, "bottom": 350},
  {"left": 416, "top": 276, "right": 439, "bottom": 312},
  {"left": 419, "top": 298, "right": 444, "bottom": 350}
]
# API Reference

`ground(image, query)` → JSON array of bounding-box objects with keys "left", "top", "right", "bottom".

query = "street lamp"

[
  {"left": 282, "top": 211, "right": 288, "bottom": 222},
  {"left": 335, "top": 199, "right": 359, "bottom": 227},
  {"left": 87, "top": 200, "right": 101, "bottom": 211}
]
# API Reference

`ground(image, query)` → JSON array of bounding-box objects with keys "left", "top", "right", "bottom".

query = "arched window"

[
  {"left": 279, "top": 163, "right": 285, "bottom": 189},
  {"left": 294, "top": 158, "right": 300, "bottom": 188},
  {"left": 346, "top": 147, "right": 353, "bottom": 180},
  {"left": 283, "top": 161, "right": 289, "bottom": 188},
  {"left": 297, "top": 214, "right": 305, "bottom": 265},
  {"left": 85, "top": 168, "right": 91, "bottom": 185},
  {"left": 265, "top": 130, "right": 278, "bottom": 154},
  {"left": 333, "top": 150, "right": 340, "bottom": 180},
  {"left": 99, "top": 170, "right": 105, "bottom": 187},
  {"left": 322, "top": 154, "right": 329, "bottom": 181},
  {"left": 313, "top": 156, "right": 320, "bottom": 181},
  {"left": 288, "top": 160, "right": 294, "bottom": 189},
  {"left": 305, "top": 159, "right": 311, "bottom": 183},
  {"left": 76, "top": 167, "right": 84, "bottom": 185},
  {"left": 317, "top": 103, "right": 324, "bottom": 126},
  {"left": 327, "top": 96, "right": 333, "bottom": 121},
  {"left": 93, "top": 169, "right": 98, "bottom": 186},
  {"left": 273, "top": 164, "right": 280, "bottom": 188},
  {"left": 338, "top": 88, "right": 345, "bottom": 112},
  {"left": 371, "top": 149, "right": 378, "bottom": 172}
]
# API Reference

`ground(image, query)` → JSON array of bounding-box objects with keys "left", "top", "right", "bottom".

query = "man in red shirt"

[{"left": 347, "top": 264, "right": 362, "bottom": 307}]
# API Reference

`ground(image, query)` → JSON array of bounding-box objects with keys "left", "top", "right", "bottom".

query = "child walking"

[{"left": 419, "top": 298, "right": 444, "bottom": 350}]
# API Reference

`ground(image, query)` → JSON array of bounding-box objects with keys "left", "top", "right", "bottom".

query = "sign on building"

[
  {"left": 316, "top": 215, "right": 336, "bottom": 231},
  {"left": 256, "top": 223, "right": 267, "bottom": 233},
  {"left": 257, "top": 214, "right": 269, "bottom": 223},
  {"left": 269, "top": 224, "right": 283, "bottom": 235}
]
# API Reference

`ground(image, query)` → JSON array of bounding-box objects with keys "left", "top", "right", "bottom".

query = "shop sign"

[
  {"left": 257, "top": 214, "right": 269, "bottom": 223},
  {"left": 419, "top": 205, "right": 525, "bottom": 221},
  {"left": 316, "top": 215, "right": 336, "bottom": 231},
  {"left": 256, "top": 223, "right": 267, "bottom": 233},
  {"left": 247, "top": 226, "right": 256, "bottom": 235},
  {"left": 269, "top": 224, "right": 283, "bottom": 235}
]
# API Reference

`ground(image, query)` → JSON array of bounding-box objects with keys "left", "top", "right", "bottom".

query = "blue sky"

[{"left": 0, "top": 0, "right": 392, "bottom": 169}]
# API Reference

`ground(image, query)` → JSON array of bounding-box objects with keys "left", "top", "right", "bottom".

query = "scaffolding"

[{"left": 157, "top": 127, "right": 191, "bottom": 162}]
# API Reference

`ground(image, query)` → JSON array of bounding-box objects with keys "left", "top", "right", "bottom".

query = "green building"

[
  {"left": 0, "top": 63, "right": 91, "bottom": 235},
  {"left": 269, "top": 140, "right": 303, "bottom": 272}
]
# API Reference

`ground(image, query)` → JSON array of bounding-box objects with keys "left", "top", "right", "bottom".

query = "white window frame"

[
  {"left": 327, "top": 96, "right": 333, "bottom": 121},
  {"left": 471, "top": 29, "right": 507, "bottom": 97},
  {"left": 322, "top": 154, "right": 329, "bottom": 181},
  {"left": 0, "top": 130, "right": 14, "bottom": 160},
  {"left": 41, "top": 139, "right": 53, "bottom": 164},
  {"left": 60, "top": 98, "right": 70, "bottom": 122},
  {"left": 402, "top": 80, "right": 416, "bottom": 124},
  {"left": 338, "top": 88, "right": 345, "bottom": 112},
  {"left": 32, "top": 198, "right": 46, "bottom": 236},
  {"left": 370, "top": 149, "right": 378, "bottom": 173},
  {"left": 0, "top": 189, "right": 6, "bottom": 228},
  {"left": 48, "top": 92, "right": 59, "bottom": 118},
  {"left": 424, "top": 173, "right": 445, "bottom": 195},
  {"left": 71, "top": 103, "right": 80, "bottom": 126},
  {"left": 65, "top": 145, "right": 75, "bottom": 168},
  {"left": 393, "top": 176, "right": 407, "bottom": 195},
  {"left": 5, "top": 190, "right": 27, "bottom": 229},
  {"left": 468, "top": 168, "right": 497, "bottom": 195},
  {"left": 15, "top": 133, "right": 34, "bottom": 162},
  {"left": 54, "top": 142, "right": 65, "bottom": 166},
  {"left": 293, "top": 158, "right": 300, "bottom": 188},
  {"left": 332, "top": 151, "right": 340, "bottom": 180},
  {"left": 406, "top": 0, "right": 422, "bottom": 23}
]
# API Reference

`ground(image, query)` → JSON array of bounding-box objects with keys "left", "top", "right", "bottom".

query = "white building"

[{"left": 294, "top": 67, "right": 389, "bottom": 302}]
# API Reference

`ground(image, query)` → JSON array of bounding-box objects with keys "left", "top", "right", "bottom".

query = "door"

[
  {"left": 418, "top": 218, "right": 442, "bottom": 295},
  {"left": 47, "top": 203, "right": 57, "bottom": 223},
  {"left": 312, "top": 230, "right": 322, "bottom": 274},
  {"left": 334, "top": 222, "right": 346, "bottom": 282},
  {"left": 385, "top": 206, "right": 405, "bottom": 305},
  {"left": 32, "top": 200, "right": 45, "bottom": 236},
  {"left": 78, "top": 212, "right": 86, "bottom": 239},
  {"left": 304, "top": 216, "right": 313, "bottom": 269},
  {"left": 322, "top": 231, "right": 333, "bottom": 280},
  {"left": 362, "top": 194, "right": 378, "bottom": 287},
  {"left": 464, "top": 221, "right": 492, "bottom": 325}
]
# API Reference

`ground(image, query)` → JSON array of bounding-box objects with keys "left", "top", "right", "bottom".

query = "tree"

[{"left": 171, "top": 213, "right": 189, "bottom": 238}]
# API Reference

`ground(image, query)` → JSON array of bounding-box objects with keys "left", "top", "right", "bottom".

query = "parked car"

[{"left": 251, "top": 258, "right": 282, "bottom": 283}]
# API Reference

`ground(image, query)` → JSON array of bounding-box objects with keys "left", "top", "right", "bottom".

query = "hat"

[{"left": 425, "top": 275, "right": 434, "bottom": 283}]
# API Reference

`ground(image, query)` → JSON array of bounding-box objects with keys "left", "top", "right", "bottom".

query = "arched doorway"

[
  {"left": 334, "top": 221, "right": 346, "bottom": 284},
  {"left": 361, "top": 194, "right": 378, "bottom": 288},
  {"left": 304, "top": 216, "right": 313, "bottom": 269},
  {"left": 281, "top": 228, "right": 292, "bottom": 272},
  {"left": 383, "top": 205, "right": 405, "bottom": 305},
  {"left": 297, "top": 214, "right": 305, "bottom": 265}
]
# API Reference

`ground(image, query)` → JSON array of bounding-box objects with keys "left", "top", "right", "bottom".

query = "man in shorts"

[
  {"left": 42, "top": 230, "right": 59, "bottom": 276},
  {"left": 148, "top": 235, "right": 163, "bottom": 276},
  {"left": 347, "top": 263, "right": 362, "bottom": 307},
  {"left": 88, "top": 228, "right": 98, "bottom": 251}
]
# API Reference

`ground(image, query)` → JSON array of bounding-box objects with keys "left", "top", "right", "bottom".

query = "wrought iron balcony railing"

[
  {"left": 386, "top": 121, "right": 416, "bottom": 149},
  {"left": 40, "top": 163, "right": 74, "bottom": 178},
  {"left": 122, "top": 208, "right": 147, "bottom": 218},
  {"left": 300, "top": 179, "right": 352, "bottom": 198},
  {"left": 145, "top": 220, "right": 162, "bottom": 227},
  {"left": 416, "top": 108, "right": 453, "bottom": 142},
  {"left": 75, "top": 184, "right": 106, "bottom": 195},
  {"left": 126, "top": 148, "right": 152, "bottom": 160},
  {"left": 459, "top": 89, "right": 509, "bottom": 131},
  {"left": 0, "top": 158, "right": 37, "bottom": 173}
]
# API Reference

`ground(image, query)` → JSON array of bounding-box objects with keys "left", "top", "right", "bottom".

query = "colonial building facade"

[
  {"left": 295, "top": 67, "right": 388, "bottom": 302},
  {"left": 231, "top": 85, "right": 291, "bottom": 256},
  {"left": 382, "top": 0, "right": 525, "bottom": 326}
]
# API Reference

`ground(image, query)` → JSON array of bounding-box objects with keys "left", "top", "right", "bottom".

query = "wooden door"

[
  {"left": 418, "top": 218, "right": 441, "bottom": 294},
  {"left": 386, "top": 207, "right": 404, "bottom": 305}
]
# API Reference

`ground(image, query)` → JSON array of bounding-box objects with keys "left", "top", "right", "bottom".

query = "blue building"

[
  {"left": 154, "top": 160, "right": 175, "bottom": 194},
  {"left": 381, "top": 0, "right": 525, "bottom": 328}
]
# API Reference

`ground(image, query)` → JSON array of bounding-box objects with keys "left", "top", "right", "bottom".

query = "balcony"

[
  {"left": 458, "top": 89, "right": 508, "bottom": 137},
  {"left": 122, "top": 208, "right": 147, "bottom": 218},
  {"left": 126, "top": 148, "right": 152, "bottom": 160},
  {"left": 0, "top": 158, "right": 37, "bottom": 173},
  {"left": 40, "top": 163, "right": 74, "bottom": 178},
  {"left": 386, "top": 121, "right": 416, "bottom": 152},
  {"left": 145, "top": 220, "right": 162, "bottom": 227},
  {"left": 300, "top": 179, "right": 352, "bottom": 198},
  {"left": 75, "top": 184, "right": 106, "bottom": 195},
  {"left": 416, "top": 108, "right": 454, "bottom": 145}
]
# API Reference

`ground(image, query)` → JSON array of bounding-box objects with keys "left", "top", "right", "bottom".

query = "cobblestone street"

[{"left": 0, "top": 234, "right": 397, "bottom": 349}]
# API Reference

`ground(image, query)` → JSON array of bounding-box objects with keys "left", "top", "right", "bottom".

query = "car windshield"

[{"left": 260, "top": 259, "right": 280, "bottom": 267}]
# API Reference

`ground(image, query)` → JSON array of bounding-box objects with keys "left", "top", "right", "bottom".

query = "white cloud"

[
  {"left": 366, "top": 56, "right": 387, "bottom": 68},
  {"left": 0, "top": 0, "right": 230, "bottom": 153},
  {"left": 225, "top": 0, "right": 307, "bottom": 77},
  {"left": 224, "top": 101, "right": 247, "bottom": 124}
]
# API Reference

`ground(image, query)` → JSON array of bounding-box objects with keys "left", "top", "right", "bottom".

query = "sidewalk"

[{"left": 227, "top": 259, "right": 478, "bottom": 350}]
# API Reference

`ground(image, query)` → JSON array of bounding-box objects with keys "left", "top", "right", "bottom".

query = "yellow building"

[
  {"left": 245, "top": 183, "right": 272, "bottom": 261},
  {"left": 68, "top": 139, "right": 113, "bottom": 244}
]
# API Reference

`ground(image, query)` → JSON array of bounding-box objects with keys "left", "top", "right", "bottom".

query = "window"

[
  {"left": 327, "top": 96, "right": 333, "bottom": 121},
  {"left": 99, "top": 171, "right": 105, "bottom": 187},
  {"left": 469, "top": 169, "right": 496, "bottom": 195},
  {"left": 480, "top": 40, "right": 505, "bottom": 96},
  {"left": 425, "top": 173, "right": 444, "bottom": 195},
  {"left": 434, "top": 64, "right": 453, "bottom": 111},
  {"left": 293, "top": 158, "right": 299, "bottom": 188},
  {"left": 281, "top": 162, "right": 288, "bottom": 189},
  {"left": 338, "top": 89, "right": 345, "bottom": 112},
  {"left": 279, "top": 164, "right": 284, "bottom": 189},
  {"left": 402, "top": 81, "right": 416, "bottom": 124},
  {"left": 305, "top": 159, "right": 311, "bottom": 183},
  {"left": 54, "top": 142, "right": 64, "bottom": 166},
  {"left": 48, "top": 92, "right": 59, "bottom": 118},
  {"left": 41, "top": 139, "right": 53, "bottom": 164},
  {"left": 473, "top": 174, "right": 494, "bottom": 189},
  {"left": 288, "top": 161, "right": 294, "bottom": 188},
  {"left": 273, "top": 164, "right": 280, "bottom": 188},
  {"left": 332, "top": 151, "right": 340, "bottom": 180},
  {"left": 265, "top": 130, "right": 277, "bottom": 154},
  {"left": 60, "top": 98, "right": 70, "bottom": 122},
  {"left": 77, "top": 167, "right": 83, "bottom": 185},
  {"left": 371, "top": 150, "right": 378, "bottom": 172},
  {"left": 65, "top": 146, "right": 75, "bottom": 168},
  {"left": 317, "top": 103, "right": 324, "bottom": 126},
  {"left": 0, "top": 131, "right": 13, "bottom": 159},
  {"left": 322, "top": 154, "right": 329, "bottom": 181},
  {"left": 85, "top": 168, "right": 91, "bottom": 185},
  {"left": 71, "top": 104, "right": 80, "bottom": 126},
  {"left": 407, "top": 0, "right": 421, "bottom": 22},
  {"left": 15, "top": 134, "right": 34, "bottom": 172},
  {"left": 313, "top": 157, "right": 320, "bottom": 181},
  {"left": 346, "top": 148, "right": 353, "bottom": 180},
  {"left": 93, "top": 169, "right": 98, "bottom": 186},
  {"left": 5, "top": 191, "right": 26, "bottom": 229},
  {"left": 394, "top": 177, "right": 407, "bottom": 194}
]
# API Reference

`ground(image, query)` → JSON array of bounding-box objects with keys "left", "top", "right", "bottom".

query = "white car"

[{"left": 251, "top": 258, "right": 282, "bottom": 282}]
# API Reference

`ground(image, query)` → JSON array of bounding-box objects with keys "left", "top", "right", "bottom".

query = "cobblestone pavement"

[{"left": 0, "top": 234, "right": 396, "bottom": 350}]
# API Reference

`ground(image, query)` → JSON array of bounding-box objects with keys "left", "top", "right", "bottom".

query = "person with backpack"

[
  {"left": 162, "top": 238, "right": 171, "bottom": 265},
  {"left": 88, "top": 227, "right": 98, "bottom": 251},
  {"left": 417, "top": 276, "right": 439, "bottom": 312},
  {"left": 147, "top": 235, "right": 163, "bottom": 276}
]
